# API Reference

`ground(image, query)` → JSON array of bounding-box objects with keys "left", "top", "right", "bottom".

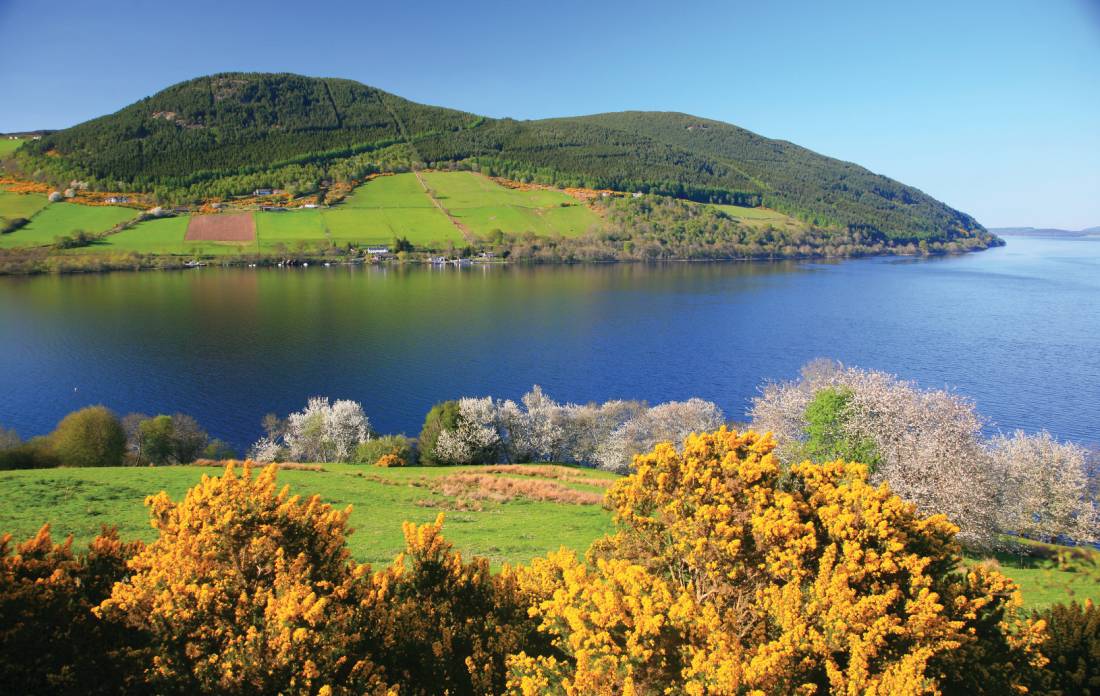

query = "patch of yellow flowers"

[{"left": 507, "top": 428, "right": 1047, "bottom": 695}]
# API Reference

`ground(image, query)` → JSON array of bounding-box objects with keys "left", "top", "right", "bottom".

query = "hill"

[
  {"left": 5, "top": 72, "right": 990, "bottom": 245},
  {"left": 991, "top": 226, "right": 1099, "bottom": 237}
]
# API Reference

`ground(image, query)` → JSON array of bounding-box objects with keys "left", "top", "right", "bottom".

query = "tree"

[
  {"left": 801, "top": 386, "right": 880, "bottom": 469},
  {"left": 751, "top": 360, "right": 1001, "bottom": 548},
  {"left": 594, "top": 398, "right": 724, "bottom": 472},
  {"left": 96, "top": 464, "right": 392, "bottom": 695},
  {"left": 138, "top": 415, "right": 175, "bottom": 465},
  {"left": 418, "top": 400, "right": 461, "bottom": 466},
  {"left": 50, "top": 405, "right": 126, "bottom": 467},
  {"left": 355, "top": 435, "right": 414, "bottom": 467},
  {"left": 509, "top": 428, "right": 1046, "bottom": 694},
  {"left": 432, "top": 397, "right": 503, "bottom": 465},
  {"left": 283, "top": 397, "right": 371, "bottom": 463},
  {"left": 992, "top": 431, "right": 1098, "bottom": 544},
  {"left": 1033, "top": 601, "right": 1100, "bottom": 695}
]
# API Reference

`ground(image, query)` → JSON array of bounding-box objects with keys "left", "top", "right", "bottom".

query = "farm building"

[
  {"left": 253, "top": 188, "right": 273, "bottom": 196},
  {"left": 366, "top": 246, "right": 390, "bottom": 256}
]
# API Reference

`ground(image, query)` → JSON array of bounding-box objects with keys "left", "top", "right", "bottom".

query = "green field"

[
  {"left": 69, "top": 216, "right": 249, "bottom": 256},
  {"left": 0, "top": 202, "right": 137, "bottom": 249},
  {"left": 713, "top": 203, "right": 804, "bottom": 231},
  {"left": 0, "top": 462, "right": 1093, "bottom": 608},
  {"left": 2, "top": 172, "right": 599, "bottom": 255},
  {"left": 0, "top": 464, "right": 616, "bottom": 569},
  {"left": 0, "top": 190, "right": 49, "bottom": 221},
  {"left": 0, "top": 138, "right": 25, "bottom": 157},
  {"left": 422, "top": 171, "right": 601, "bottom": 237}
]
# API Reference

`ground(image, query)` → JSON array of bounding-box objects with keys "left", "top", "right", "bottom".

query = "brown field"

[{"left": 185, "top": 213, "right": 255, "bottom": 242}]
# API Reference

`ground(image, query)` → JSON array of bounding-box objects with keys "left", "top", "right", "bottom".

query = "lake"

[{"left": 1, "top": 235, "right": 1097, "bottom": 451}]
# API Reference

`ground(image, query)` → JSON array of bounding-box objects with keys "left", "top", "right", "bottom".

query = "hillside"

[
  {"left": 5, "top": 72, "right": 990, "bottom": 245},
  {"left": 990, "top": 226, "right": 1099, "bottom": 237}
]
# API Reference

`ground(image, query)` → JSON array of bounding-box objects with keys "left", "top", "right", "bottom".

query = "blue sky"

[{"left": 1, "top": 0, "right": 1097, "bottom": 228}]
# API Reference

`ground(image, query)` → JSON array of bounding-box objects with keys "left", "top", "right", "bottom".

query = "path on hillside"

[{"left": 413, "top": 171, "right": 479, "bottom": 245}]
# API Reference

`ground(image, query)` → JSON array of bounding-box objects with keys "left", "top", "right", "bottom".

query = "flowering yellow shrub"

[
  {"left": 96, "top": 463, "right": 393, "bottom": 695},
  {"left": 359, "top": 513, "right": 541, "bottom": 695},
  {"left": 509, "top": 428, "right": 1047, "bottom": 695},
  {"left": 0, "top": 525, "right": 145, "bottom": 695}
]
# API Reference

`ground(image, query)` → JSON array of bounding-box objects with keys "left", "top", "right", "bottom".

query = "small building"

[
  {"left": 302, "top": 203, "right": 319, "bottom": 209},
  {"left": 632, "top": 192, "right": 643, "bottom": 198},
  {"left": 253, "top": 188, "right": 273, "bottom": 197},
  {"left": 366, "top": 246, "right": 390, "bottom": 256},
  {"left": 260, "top": 205, "right": 286, "bottom": 212},
  {"left": 105, "top": 196, "right": 130, "bottom": 204}
]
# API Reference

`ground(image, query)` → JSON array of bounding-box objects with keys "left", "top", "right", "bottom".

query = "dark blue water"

[{"left": 1, "top": 235, "right": 1097, "bottom": 451}]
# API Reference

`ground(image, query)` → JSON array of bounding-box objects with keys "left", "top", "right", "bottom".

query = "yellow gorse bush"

[
  {"left": 508, "top": 428, "right": 1047, "bottom": 695},
  {"left": 97, "top": 462, "right": 393, "bottom": 695}
]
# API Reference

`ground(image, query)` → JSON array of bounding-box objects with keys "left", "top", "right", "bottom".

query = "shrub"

[
  {"left": 0, "top": 525, "right": 147, "bottom": 694},
  {"left": 50, "top": 405, "right": 126, "bottom": 467},
  {"left": 509, "top": 428, "right": 1047, "bottom": 694},
  {"left": 355, "top": 434, "right": 414, "bottom": 467},
  {"left": 418, "top": 400, "right": 461, "bottom": 466},
  {"left": 1033, "top": 600, "right": 1100, "bottom": 694},
  {"left": 360, "top": 514, "right": 539, "bottom": 695},
  {"left": 201, "top": 438, "right": 236, "bottom": 460},
  {"left": 0, "top": 436, "right": 60, "bottom": 470},
  {"left": 96, "top": 463, "right": 392, "bottom": 694}
]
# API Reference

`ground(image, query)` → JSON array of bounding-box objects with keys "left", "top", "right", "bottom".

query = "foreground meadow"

[
  {"left": 0, "top": 463, "right": 615, "bottom": 568},
  {"left": 0, "top": 461, "right": 1094, "bottom": 609}
]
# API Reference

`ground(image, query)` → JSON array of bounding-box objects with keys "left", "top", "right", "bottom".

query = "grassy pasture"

[
  {"left": 713, "top": 203, "right": 803, "bottom": 230},
  {"left": 0, "top": 464, "right": 616, "bottom": 569},
  {"left": 0, "top": 462, "right": 1092, "bottom": 608},
  {"left": 0, "top": 202, "right": 136, "bottom": 248},
  {"left": 0, "top": 138, "right": 25, "bottom": 157},
  {"left": 68, "top": 216, "right": 248, "bottom": 256},
  {"left": 343, "top": 173, "right": 435, "bottom": 208},
  {"left": 421, "top": 172, "right": 600, "bottom": 238},
  {"left": 0, "top": 190, "right": 49, "bottom": 221}
]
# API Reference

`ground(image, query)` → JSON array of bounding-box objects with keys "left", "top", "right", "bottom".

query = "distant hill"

[
  {"left": 990, "top": 226, "right": 1099, "bottom": 237},
  {"left": 6, "top": 72, "right": 989, "bottom": 244}
]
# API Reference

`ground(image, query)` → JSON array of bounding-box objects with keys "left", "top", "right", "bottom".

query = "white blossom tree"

[
  {"left": 432, "top": 397, "right": 502, "bottom": 465},
  {"left": 991, "top": 431, "right": 1098, "bottom": 544},
  {"left": 751, "top": 360, "right": 1002, "bottom": 548},
  {"left": 282, "top": 397, "right": 371, "bottom": 463},
  {"left": 595, "top": 398, "right": 726, "bottom": 473}
]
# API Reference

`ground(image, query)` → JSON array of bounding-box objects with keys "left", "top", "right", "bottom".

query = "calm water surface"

[{"left": 1, "top": 236, "right": 1097, "bottom": 450}]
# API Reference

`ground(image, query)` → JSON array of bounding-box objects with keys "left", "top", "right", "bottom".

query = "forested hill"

[{"left": 10, "top": 72, "right": 985, "bottom": 243}]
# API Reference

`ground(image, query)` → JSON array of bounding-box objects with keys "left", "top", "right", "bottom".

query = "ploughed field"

[
  {"left": 0, "top": 172, "right": 603, "bottom": 254},
  {"left": 0, "top": 461, "right": 1094, "bottom": 609}
]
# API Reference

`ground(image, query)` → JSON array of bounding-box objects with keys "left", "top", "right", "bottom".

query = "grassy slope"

[
  {"left": 0, "top": 190, "right": 49, "bottom": 221},
  {"left": 0, "top": 202, "right": 136, "bottom": 248},
  {"left": 423, "top": 171, "right": 600, "bottom": 237},
  {"left": 712, "top": 203, "right": 804, "bottom": 231},
  {"left": 0, "top": 463, "right": 1093, "bottom": 608},
  {"left": 0, "top": 138, "right": 24, "bottom": 157},
  {"left": 0, "top": 464, "right": 615, "bottom": 569},
  {"left": 70, "top": 216, "right": 250, "bottom": 256}
]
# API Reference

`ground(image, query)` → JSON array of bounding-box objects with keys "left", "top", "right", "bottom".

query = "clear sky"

[{"left": 1, "top": 0, "right": 1097, "bottom": 228}]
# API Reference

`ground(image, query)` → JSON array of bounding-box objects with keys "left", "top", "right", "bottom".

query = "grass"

[
  {"left": 2, "top": 172, "right": 598, "bottom": 255},
  {"left": 0, "top": 138, "right": 25, "bottom": 157},
  {"left": 69, "top": 216, "right": 253, "bottom": 256},
  {"left": 0, "top": 190, "right": 49, "bottom": 221},
  {"left": 0, "top": 462, "right": 1093, "bottom": 609},
  {"left": 0, "top": 202, "right": 137, "bottom": 248},
  {"left": 712, "top": 203, "right": 804, "bottom": 231},
  {"left": 422, "top": 171, "right": 600, "bottom": 238},
  {"left": 0, "top": 464, "right": 616, "bottom": 569}
]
